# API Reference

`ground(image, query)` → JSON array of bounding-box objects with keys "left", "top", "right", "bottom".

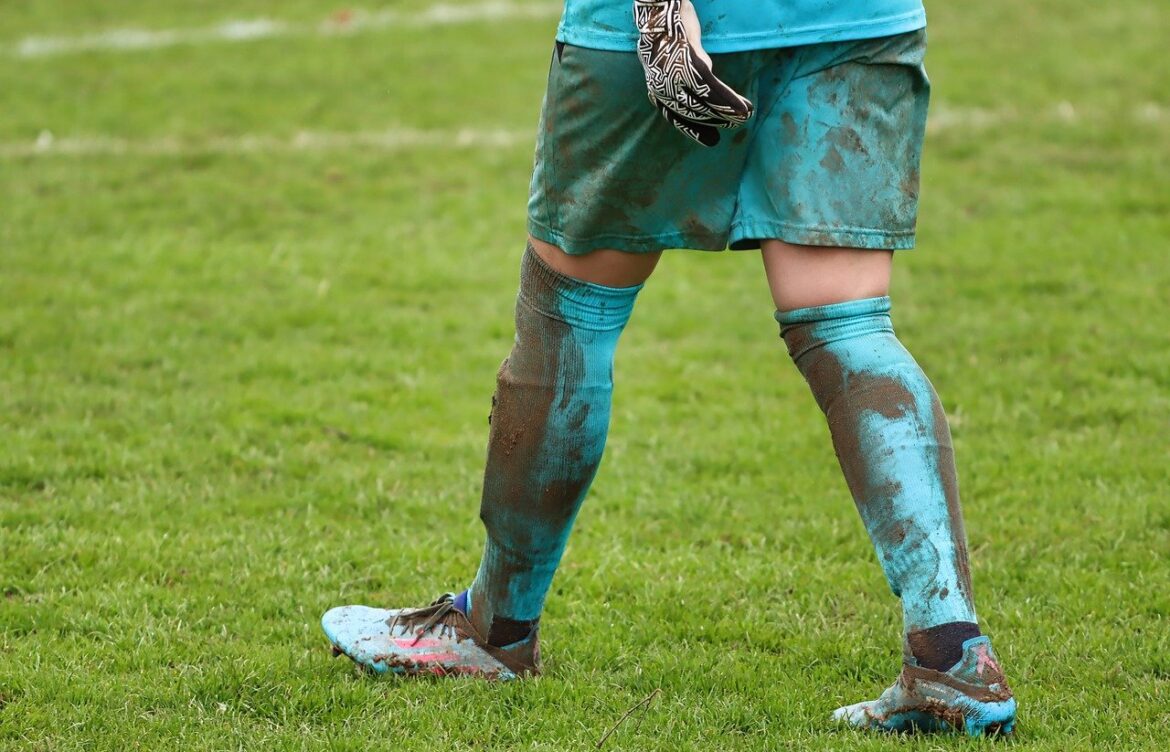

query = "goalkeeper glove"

[{"left": 634, "top": 0, "right": 754, "bottom": 146}]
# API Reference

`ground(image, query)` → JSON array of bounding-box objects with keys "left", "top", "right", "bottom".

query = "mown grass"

[{"left": 1, "top": 1, "right": 1168, "bottom": 749}]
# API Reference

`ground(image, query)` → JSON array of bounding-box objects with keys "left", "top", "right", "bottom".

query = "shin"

[{"left": 468, "top": 243, "right": 643, "bottom": 644}]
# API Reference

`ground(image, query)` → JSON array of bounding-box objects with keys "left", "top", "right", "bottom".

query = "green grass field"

[{"left": 2, "top": 1, "right": 1168, "bottom": 749}]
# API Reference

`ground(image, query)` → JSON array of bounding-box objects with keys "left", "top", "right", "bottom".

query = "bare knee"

[
  {"left": 760, "top": 239, "right": 893, "bottom": 311},
  {"left": 528, "top": 236, "right": 662, "bottom": 288}
]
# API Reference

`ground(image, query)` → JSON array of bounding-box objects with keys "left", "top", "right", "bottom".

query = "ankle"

[
  {"left": 460, "top": 586, "right": 541, "bottom": 647},
  {"left": 907, "top": 621, "right": 981, "bottom": 671},
  {"left": 487, "top": 616, "right": 539, "bottom": 648}
]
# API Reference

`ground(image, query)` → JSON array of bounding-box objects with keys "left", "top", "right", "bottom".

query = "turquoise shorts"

[{"left": 527, "top": 30, "right": 930, "bottom": 255}]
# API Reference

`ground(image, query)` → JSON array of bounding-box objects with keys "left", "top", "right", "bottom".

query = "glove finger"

[
  {"left": 688, "top": 54, "right": 754, "bottom": 124},
  {"left": 649, "top": 58, "right": 753, "bottom": 127},
  {"left": 648, "top": 89, "right": 729, "bottom": 129},
  {"left": 694, "top": 75, "right": 753, "bottom": 124},
  {"left": 647, "top": 74, "right": 745, "bottom": 127},
  {"left": 657, "top": 90, "right": 731, "bottom": 127},
  {"left": 637, "top": 32, "right": 748, "bottom": 125},
  {"left": 666, "top": 83, "right": 751, "bottom": 130},
  {"left": 655, "top": 100, "right": 720, "bottom": 147},
  {"left": 682, "top": 83, "right": 753, "bottom": 128}
]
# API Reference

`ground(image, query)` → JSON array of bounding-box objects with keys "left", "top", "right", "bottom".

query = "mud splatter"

[
  {"left": 780, "top": 305, "right": 977, "bottom": 631},
  {"left": 781, "top": 112, "right": 799, "bottom": 142},
  {"left": 828, "top": 126, "right": 869, "bottom": 157},
  {"left": 900, "top": 168, "right": 920, "bottom": 201},
  {"left": 933, "top": 395, "right": 973, "bottom": 603},
  {"left": 819, "top": 145, "right": 845, "bottom": 172},
  {"left": 473, "top": 246, "right": 636, "bottom": 630}
]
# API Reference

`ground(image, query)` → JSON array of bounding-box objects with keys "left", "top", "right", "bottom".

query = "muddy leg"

[
  {"left": 467, "top": 241, "right": 655, "bottom": 646},
  {"left": 764, "top": 241, "right": 979, "bottom": 670}
]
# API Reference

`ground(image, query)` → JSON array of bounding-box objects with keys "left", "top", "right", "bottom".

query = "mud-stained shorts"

[{"left": 527, "top": 30, "right": 929, "bottom": 255}]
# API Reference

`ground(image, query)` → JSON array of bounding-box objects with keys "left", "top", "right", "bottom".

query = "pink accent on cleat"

[
  {"left": 394, "top": 637, "right": 446, "bottom": 649},
  {"left": 974, "top": 644, "right": 998, "bottom": 677}
]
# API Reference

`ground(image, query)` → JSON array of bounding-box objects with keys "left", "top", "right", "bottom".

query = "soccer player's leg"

[
  {"left": 763, "top": 242, "right": 1015, "bottom": 734},
  {"left": 322, "top": 241, "right": 657, "bottom": 678},
  {"left": 738, "top": 29, "right": 1015, "bottom": 734},
  {"left": 323, "top": 40, "right": 751, "bottom": 679}
]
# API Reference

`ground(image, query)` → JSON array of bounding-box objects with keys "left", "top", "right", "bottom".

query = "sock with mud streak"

[
  {"left": 466, "top": 244, "right": 642, "bottom": 648},
  {"left": 777, "top": 296, "right": 981, "bottom": 669}
]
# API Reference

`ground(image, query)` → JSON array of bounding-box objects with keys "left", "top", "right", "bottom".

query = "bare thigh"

[
  {"left": 761, "top": 239, "right": 893, "bottom": 311},
  {"left": 530, "top": 236, "right": 662, "bottom": 288}
]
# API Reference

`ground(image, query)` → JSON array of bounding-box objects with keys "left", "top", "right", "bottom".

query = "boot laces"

[{"left": 387, "top": 593, "right": 461, "bottom": 645}]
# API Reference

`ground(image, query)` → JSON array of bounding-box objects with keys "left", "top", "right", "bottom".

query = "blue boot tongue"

[{"left": 452, "top": 589, "right": 470, "bottom": 616}]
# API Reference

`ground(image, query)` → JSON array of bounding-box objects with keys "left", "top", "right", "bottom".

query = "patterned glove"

[{"left": 634, "top": 0, "right": 754, "bottom": 147}]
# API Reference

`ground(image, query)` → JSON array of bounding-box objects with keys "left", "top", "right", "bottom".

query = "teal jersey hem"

[{"left": 556, "top": 9, "right": 926, "bottom": 54}]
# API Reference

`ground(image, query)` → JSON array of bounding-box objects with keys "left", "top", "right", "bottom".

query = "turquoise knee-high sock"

[
  {"left": 777, "top": 296, "right": 978, "bottom": 636},
  {"left": 468, "top": 245, "right": 641, "bottom": 641}
]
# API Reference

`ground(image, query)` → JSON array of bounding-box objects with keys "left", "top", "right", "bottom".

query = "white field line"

[
  {"left": 8, "top": 1, "right": 561, "bottom": 58},
  {"left": 924, "top": 106, "right": 1006, "bottom": 134},
  {"left": 0, "top": 127, "right": 532, "bottom": 158},
  {"left": 1, "top": 103, "right": 1165, "bottom": 160},
  {"left": 924, "top": 102, "right": 1168, "bottom": 134}
]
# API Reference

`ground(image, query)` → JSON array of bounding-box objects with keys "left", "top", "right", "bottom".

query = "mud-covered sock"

[
  {"left": 487, "top": 616, "right": 539, "bottom": 647},
  {"left": 453, "top": 588, "right": 538, "bottom": 647},
  {"left": 907, "top": 621, "right": 982, "bottom": 671},
  {"left": 469, "top": 243, "right": 642, "bottom": 638},
  {"left": 777, "top": 297, "right": 979, "bottom": 634}
]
